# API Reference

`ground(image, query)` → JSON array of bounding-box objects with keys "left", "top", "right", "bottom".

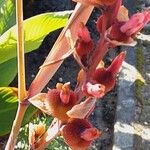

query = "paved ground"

[
  {"left": 113, "top": 26, "right": 150, "bottom": 150},
  {"left": 134, "top": 41, "right": 150, "bottom": 150},
  {"left": 113, "top": 0, "right": 150, "bottom": 149}
]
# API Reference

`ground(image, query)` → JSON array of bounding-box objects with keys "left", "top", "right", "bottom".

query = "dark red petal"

[
  {"left": 62, "top": 119, "right": 93, "bottom": 149},
  {"left": 107, "top": 21, "right": 130, "bottom": 43},
  {"left": 107, "top": 51, "right": 126, "bottom": 77}
]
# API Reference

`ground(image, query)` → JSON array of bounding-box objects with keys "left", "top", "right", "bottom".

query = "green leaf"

[
  {"left": 48, "top": 136, "right": 69, "bottom": 150},
  {"left": 0, "top": 0, "right": 16, "bottom": 35},
  {"left": 0, "top": 87, "right": 37, "bottom": 136},
  {"left": 0, "top": 11, "right": 72, "bottom": 64},
  {"left": 0, "top": 58, "right": 17, "bottom": 86}
]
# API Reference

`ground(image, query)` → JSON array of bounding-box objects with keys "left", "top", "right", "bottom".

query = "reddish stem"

[
  {"left": 5, "top": 103, "right": 28, "bottom": 150},
  {"left": 87, "top": 8, "right": 109, "bottom": 77}
]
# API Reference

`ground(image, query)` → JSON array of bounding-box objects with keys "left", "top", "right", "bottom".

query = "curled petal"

[
  {"left": 82, "top": 82, "right": 105, "bottom": 98},
  {"left": 80, "top": 128, "right": 101, "bottom": 141},
  {"left": 106, "top": 10, "right": 150, "bottom": 47},
  {"left": 107, "top": 51, "right": 126, "bottom": 77},
  {"left": 57, "top": 82, "right": 71, "bottom": 104},
  {"left": 60, "top": 91, "right": 70, "bottom": 104},
  {"left": 106, "top": 21, "right": 137, "bottom": 47},
  {"left": 67, "top": 98, "right": 96, "bottom": 119}
]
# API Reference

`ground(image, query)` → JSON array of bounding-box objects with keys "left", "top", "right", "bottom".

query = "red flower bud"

[
  {"left": 120, "top": 11, "right": 150, "bottom": 36},
  {"left": 96, "top": 15, "right": 103, "bottom": 33},
  {"left": 93, "top": 67, "right": 115, "bottom": 92},
  {"left": 106, "top": 10, "right": 150, "bottom": 46},
  {"left": 75, "top": 23, "right": 93, "bottom": 67},
  {"left": 46, "top": 83, "right": 77, "bottom": 122},
  {"left": 62, "top": 119, "right": 101, "bottom": 149},
  {"left": 107, "top": 21, "right": 132, "bottom": 43},
  {"left": 73, "top": 0, "right": 116, "bottom": 7},
  {"left": 96, "top": 0, "right": 122, "bottom": 34}
]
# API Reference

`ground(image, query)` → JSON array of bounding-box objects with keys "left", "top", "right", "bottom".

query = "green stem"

[
  {"left": 16, "top": 0, "right": 26, "bottom": 101},
  {"left": 5, "top": 0, "right": 27, "bottom": 149}
]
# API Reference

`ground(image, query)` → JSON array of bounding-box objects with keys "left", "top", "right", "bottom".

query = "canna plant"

[{"left": 2, "top": 0, "right": 150, "bottom": 150}]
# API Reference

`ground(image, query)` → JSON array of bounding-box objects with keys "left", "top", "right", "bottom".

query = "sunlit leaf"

[
  {"left": 0, "top": 0, "right": 16, "bottom": 35},
  {"left": 0, "top": 58, "right": 17, "bottom": 86},
  {"left": 0, "top": 87, "right": 37, "bottom": 136},
  {"left": 0, "top": 11, "right": 72, "bottom": 64}
]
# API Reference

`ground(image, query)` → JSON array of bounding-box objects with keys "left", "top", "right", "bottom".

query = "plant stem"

[
  {"left": 16, "top": 0, "right": 26, "bottom": 101},
  {"left": 5, "top": 1, "right": 27, "bottom": 149},
  {"left": 5, "top": 103, "right": 28, "bottom": 150}
]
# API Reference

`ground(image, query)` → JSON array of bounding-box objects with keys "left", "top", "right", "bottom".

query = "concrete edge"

[{"left": 113, "top": 47, "right": 137, "bottom": 150}]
